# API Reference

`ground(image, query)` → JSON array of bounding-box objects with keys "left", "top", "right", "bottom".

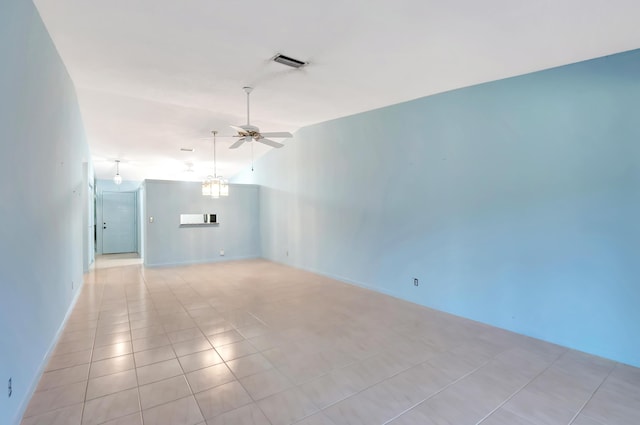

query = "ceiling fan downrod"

[{"left": 243, "top": 86, "right": 253, "bottom": 126}]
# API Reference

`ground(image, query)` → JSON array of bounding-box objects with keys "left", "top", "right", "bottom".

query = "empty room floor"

[{"left": 21, "top": 259, "right": 640, "bottom": 425}]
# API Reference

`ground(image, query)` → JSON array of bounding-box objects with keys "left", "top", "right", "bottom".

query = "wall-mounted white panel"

[{"left": 180, "top": 213, "right": 217, "bottom": 225}]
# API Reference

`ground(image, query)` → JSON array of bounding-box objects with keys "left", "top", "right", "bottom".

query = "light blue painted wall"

[
  {"left": 95, "top": 179, "right": 142, "bottom": 255},
  {"left": 144, "top": 181, "right": 260, "bottom": 267},
  {"left": 234, "top": 49, "right": 640, "bottom": 367},
  {"left": 0, "top": 0, "right": 91, "bottom": 422}
]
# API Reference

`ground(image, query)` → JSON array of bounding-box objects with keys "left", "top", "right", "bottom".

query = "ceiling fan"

[{"left": 229, "top": 87, "right": 293, "bottom": 149}]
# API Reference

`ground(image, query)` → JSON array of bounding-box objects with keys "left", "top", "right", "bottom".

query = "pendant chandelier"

[
  {"left": 113, "top": 160, "right": 122, "bottom": 185},
  {"left": 202, "top": 130, "right": 229, "bottom": 198}
]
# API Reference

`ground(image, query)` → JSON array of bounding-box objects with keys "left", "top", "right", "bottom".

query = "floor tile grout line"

[
  {"left": 248, "top": 311, "right": 269, "bottom": 327},
  {"left": 380, "top": 344, "right": 568, "bottom": 425},
  {"left": 182, "top": 274, "right": 277, "bottom": 425},
  {"left": 259, "top": 332, "right": 390, "bottom": 397},
  {"left": 80, "top": 274, "right": 106, "bottom": 425},
  {"left": 473, "top": 348, "right": 567, "bottom": 425},
  {"left": 566, "top": 361, "right": 617, "bottom": 425},
  {"left": 91, "top": 269, "right": 130, "bottom": 421},
  {"left": 32, "top": 359, "right": 91, "bottom": 393},
  {"left": 19, "top": 402, "right": 85, "bottom": 422},
  {"left": 328, "top": 347, "right": 443, "bottom": 411},
  {"left": 127, "top": 267, "right": 144, "bottom": 425},
  {"left": 224, "top": 356, "right": 276, "bottom": 425},
  {"left": 89, "top": 271, "right": 127, "bottom": 425},
  {"left": 379, "top": 354, "right": 499, "bottom": 425},
  {"left": 143, "top": 269, "right": 210, "bottom": 425}
]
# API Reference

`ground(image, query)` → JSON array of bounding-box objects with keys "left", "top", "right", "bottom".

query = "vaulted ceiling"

[{"left": 33, "top": 0, "right": 640, "bottom": 181}]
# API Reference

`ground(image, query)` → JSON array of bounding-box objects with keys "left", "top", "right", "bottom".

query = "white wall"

[{"left": 0, "top": 0, "right": 91, "bottom": 422}]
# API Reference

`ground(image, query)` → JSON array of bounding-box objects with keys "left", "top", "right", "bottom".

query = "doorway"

[{"left": 102, "top": 191, "right": 137, "bottom": 254}]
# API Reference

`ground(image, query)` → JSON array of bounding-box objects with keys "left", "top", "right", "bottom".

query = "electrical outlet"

[
  {"left": 413, "top": 278, "right": 419, "bottom": 286},
  {"left": 219, "top": 249, "right": 225, "bottom": 256},
  {"left": 8, "top": 378, "right": 12, "bottom": 398}
]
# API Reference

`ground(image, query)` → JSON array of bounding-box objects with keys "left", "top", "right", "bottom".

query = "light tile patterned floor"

[{"left": 21, "top": 259, "right": 640, "bottom": 425}]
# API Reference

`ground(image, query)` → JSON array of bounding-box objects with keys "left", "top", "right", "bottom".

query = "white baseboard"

[{"left": 144, "top": 254, "right": 260, "bottom": 268}]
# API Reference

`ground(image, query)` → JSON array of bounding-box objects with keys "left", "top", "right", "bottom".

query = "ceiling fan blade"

[
  {"left": 229, "top": 138, "right": 246, "bottom": 149},
  {"left": 258, "top": 138, "right": 284, "bottom": 148},
  {"left": 259, "top": 132, "right": 293, "bottom": 138},
  {"left": 230, "top": 125, "right": 248, "bottom": 135}
]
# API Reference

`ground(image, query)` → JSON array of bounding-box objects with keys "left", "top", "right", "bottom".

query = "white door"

[{"left": 102, "top": 192, "right": 136, "bottom": 254}]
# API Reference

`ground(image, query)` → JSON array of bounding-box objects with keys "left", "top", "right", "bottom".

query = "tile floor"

[
  {"left": 94, "top": 253, "right": 143, "bottom": 270},
  {"left": 21, "top": 259, "right": 640, "bottom": 425}
]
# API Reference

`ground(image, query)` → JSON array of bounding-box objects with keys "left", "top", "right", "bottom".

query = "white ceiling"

[{"left": 33, "top": 0, "right": 640, "bottom": 182}]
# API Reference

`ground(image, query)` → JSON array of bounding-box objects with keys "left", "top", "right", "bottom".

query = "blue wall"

[
  {"left": 144, "top": 181, "right": 260, "bottom": 267},
  {"left": 235, "top": 49, "right": 640, "bottom": 367},
  {"left": 0, "top": 0, "right": 91, "bottom": 422}
]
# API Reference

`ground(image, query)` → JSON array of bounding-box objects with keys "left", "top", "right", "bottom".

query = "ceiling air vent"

[{"left": 273, "top": 54, "right": 307, "bottom": 69}]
